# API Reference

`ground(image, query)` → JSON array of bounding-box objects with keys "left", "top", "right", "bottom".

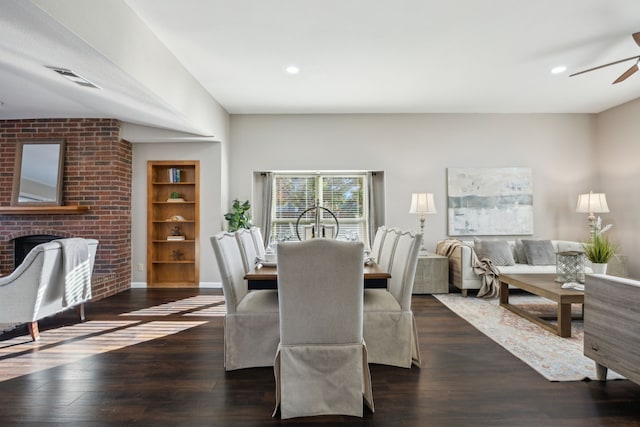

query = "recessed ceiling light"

[
  {"left": 285, "top": 66, "right": 300, "bottom": 75},
  {"left": 551, "top": 65, "right": 567, "bottom": 74}
]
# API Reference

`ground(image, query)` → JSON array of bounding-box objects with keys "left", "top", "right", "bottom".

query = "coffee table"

[{"left": 498, "top": 273, "right": 584, "bottom": 338}]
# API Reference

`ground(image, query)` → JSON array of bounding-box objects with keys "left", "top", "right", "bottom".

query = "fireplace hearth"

[{"left": 13, "top": 234, "right": 61, "bottom": 268}]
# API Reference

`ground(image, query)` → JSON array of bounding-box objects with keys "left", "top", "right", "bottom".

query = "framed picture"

[{"left": 447, "top": 167, "right": 533, "bottom": 236}]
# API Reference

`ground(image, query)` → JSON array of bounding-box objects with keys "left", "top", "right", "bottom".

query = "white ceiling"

[{"left": 2, "top": 0, "right": 640, "bottom": 136}]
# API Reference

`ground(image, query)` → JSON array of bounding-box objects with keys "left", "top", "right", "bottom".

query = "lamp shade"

[
  {"left": 576, "top": 191, "right": 609, "bottom": 214},
  {"left": 409, "top": 193, "right": 437, "bottom": 214}
]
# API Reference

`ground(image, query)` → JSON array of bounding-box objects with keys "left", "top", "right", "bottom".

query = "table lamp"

[
  {"left": 576, "top": 191, "right": 609, "bottom": 238},
  {"left": 409, "top": 192, "right": 436, "bottom": 252}
]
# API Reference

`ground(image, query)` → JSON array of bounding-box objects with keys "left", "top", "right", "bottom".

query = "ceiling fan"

[{"left": 570, "top": 32, "right": 640, "bottom": 84}]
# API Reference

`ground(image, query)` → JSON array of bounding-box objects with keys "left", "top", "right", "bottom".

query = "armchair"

[{"left": 0, "top": 238, "right": 98, "bottom": 340}]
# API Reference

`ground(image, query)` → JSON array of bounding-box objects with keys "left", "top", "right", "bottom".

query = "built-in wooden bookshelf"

[{"left": 147, "top": 161, "right": 199, "bottom": 287}]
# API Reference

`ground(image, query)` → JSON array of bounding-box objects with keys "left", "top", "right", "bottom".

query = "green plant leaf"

[
  {"left": 225, "top": 199, "right": 252, "bottom": 231},
  {"left": 582, "top": 234, "right": 617, "bottom": 263}
]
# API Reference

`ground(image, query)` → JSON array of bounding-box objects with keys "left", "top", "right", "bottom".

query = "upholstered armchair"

[{"left": 0, "top": 238, "right": 99, "bottom": 340}]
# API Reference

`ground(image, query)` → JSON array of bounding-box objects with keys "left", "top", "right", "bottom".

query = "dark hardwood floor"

[{"left": 1, "top": 288, "right": 639, "bottom": 426}]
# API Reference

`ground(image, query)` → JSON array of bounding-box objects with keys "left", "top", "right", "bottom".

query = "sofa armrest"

[{"left": 446, "top": 244, "right": 482, "bottom": 291}]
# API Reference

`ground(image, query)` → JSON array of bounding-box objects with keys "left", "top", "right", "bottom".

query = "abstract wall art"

[{"left": 447, "top": 167, "right": 533, "bottom": 236}]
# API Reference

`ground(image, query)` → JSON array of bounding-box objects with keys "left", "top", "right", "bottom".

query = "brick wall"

[{"left": 0, "top": 118, "right": 132, "bottom": 300}]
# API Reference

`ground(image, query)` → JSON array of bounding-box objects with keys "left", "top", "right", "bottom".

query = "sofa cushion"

[
  {"left": 522, "top": 239, "right": 556, "bottom": 265},
  {"left": 474, "top": 238, "right": 515, "bottom": 266},
  {"left": 498, "top": 264, "right": 558, "bottom": 275},
  {"left": 515, "top": 239, "right": 528, "bottom": 264}
]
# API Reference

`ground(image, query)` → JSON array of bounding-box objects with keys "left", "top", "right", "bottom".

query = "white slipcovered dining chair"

[
  {"left": 210, "top": 232, "right": 280, "bottom": 370},
  {"left": 369, "top": 225, "right": 388, "bottom": 263},
  {"left": 273, "top": 239, "right": 374, "bottom": 419},
  {"left": 375, "top": 226, "right": 399, "bottom": 273},
  {"left": 235, "top": 228, "right": 259, "bottom": 274},
  {"left": 364, "top": 228, "right": 423, "bottom": 368},
  {"left": 249, "top": 226, "right": 266, "bottom": 259}
]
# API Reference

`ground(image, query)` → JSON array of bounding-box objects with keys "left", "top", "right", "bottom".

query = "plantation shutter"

[{"left": 270, "top": 173, "right": 367, "bottom": 242}]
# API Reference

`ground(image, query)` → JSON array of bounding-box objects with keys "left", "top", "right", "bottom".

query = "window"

[{"left": 270, "top": 172, "right": 369, "bottom": 246}]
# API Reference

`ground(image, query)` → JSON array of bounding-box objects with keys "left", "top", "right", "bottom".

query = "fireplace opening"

[{"left": 14, "top": 235, "right": 62, "bottom": 269}]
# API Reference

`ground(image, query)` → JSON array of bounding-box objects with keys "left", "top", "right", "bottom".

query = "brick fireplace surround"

[{"left": 0, "top": 118, "right": 132, "bottom": 301}]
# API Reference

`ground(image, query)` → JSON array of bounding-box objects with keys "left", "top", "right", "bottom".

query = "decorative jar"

[{"left": 556, "top": 251, "right": 586, "bottom": 283}]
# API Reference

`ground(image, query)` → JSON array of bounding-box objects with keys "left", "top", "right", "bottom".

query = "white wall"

[
  {"left": 229, "top": 113, "right": 597, "bottom": 253},
  {"left": 596, "top": 98, "right": 640, "bottom": 278},
  {"left": 129, "top": 109, "right": 640, "bottom": 285}
]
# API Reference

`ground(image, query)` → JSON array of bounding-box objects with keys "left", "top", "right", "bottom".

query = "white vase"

[{"left": 591, "top": 263, "right": 608, "bottom": 274}]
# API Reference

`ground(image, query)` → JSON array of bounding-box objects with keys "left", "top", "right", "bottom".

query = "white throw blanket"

[
  {"left": 436, "top": 239, "right": 500, "bottom": 298},
  {"left": 58, "top": 238, "right": 92, "bottom": 307}
]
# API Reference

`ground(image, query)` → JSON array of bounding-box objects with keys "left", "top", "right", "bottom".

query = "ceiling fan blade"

[
  {"left": 570, "top": 55, "right": 640, "bottom": 77},
  {"left": 633, "top": 32, "right": 640, "bottom": 48},
  {"left": 613, "top": 62, "right": 639, "bottom": 84}
]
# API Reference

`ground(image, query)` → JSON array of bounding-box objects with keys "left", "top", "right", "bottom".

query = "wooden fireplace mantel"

[{"left": 0, "top": 206, "right": 90, "bottom": 215}]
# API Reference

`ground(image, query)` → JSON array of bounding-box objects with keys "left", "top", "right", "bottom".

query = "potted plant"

[
  {"left": 582, "top": 234, "right": 617, "bottom": 274},
  {"left": 224, "top": 199, "right": 252, "bottom": 231},
  {"left": 166, "top": 191, "right": 184, "bottom": 202}
]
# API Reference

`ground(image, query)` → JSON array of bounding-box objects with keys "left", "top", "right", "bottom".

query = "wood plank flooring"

[{"left": 1, "top": 289, "right": 639, "bottom": 426}]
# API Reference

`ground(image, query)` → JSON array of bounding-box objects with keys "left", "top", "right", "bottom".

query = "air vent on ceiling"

[{"left": 46, "top": 66, "right": 101, "bottom": 89}]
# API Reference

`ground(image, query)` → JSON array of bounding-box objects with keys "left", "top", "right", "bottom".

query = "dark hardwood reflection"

[{"left": 1, "top": 288, "right": 639, "bottom": 426}]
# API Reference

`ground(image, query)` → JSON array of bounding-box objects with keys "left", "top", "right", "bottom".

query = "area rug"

[{"left": 434, "top": 293, "right": 625, "bottom": 382}]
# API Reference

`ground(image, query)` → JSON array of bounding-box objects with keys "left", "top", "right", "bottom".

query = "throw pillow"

[
  {"left": 474, "top": 238, "right": 516, "bottom": 266},
  {"left": 522, "top": 239, "right": 556, "bottom": 265},
  {"left": 515, "top": 239, "right": 528, "bottom": 264}
]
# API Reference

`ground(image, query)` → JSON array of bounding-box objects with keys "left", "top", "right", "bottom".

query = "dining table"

[{"left": 245, "top": 262, "right": 391, "bottom": 290}]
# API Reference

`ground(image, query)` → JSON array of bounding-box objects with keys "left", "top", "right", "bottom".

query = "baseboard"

[{"left": 199, "top": 282, "right": 222, "bottom": 288}]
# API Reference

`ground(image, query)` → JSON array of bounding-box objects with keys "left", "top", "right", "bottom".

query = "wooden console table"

[
  {"left": 606, "top": 254, "right": 628, "bottom": 278},
  {"left": 584, "top": 274, "right": 640, "bottom": 384}
]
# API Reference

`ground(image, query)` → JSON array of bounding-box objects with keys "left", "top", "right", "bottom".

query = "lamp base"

[{"left": 419, "top": 216, "right": 426, "bottom": 252}]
